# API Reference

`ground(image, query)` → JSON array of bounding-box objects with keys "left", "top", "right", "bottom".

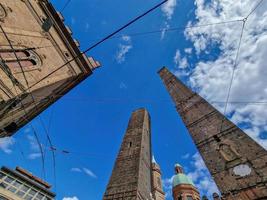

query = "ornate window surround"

[{"left": 0, "top": 48, "right": 42, "bottom": 73}]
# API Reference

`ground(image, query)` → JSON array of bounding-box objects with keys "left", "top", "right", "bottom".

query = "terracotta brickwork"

[
  {"left": 103, "top": 109, "right": 152, "bottom": 200},
  {"left": 158, "top": 67, "right": 267, "bottom": 200},
  {"left": 152, "top": 162, "right": 165, "bottom": 200},
  {"left": 0, "top": 0, "right": 100, "bottom": 137},
  {"left": 172, "top": 184, "right": 200, "bottom": 200}
]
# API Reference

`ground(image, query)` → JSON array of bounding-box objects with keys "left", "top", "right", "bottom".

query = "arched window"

[{"left": 0, "top": 49, "right": 42, "bottom": 72}]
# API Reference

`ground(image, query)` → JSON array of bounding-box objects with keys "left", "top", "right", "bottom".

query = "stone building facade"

[
  {"left": 152, "top": 157, "right": 165, "bottom": 200},
  {"left": 158, "top": 67, "right": 267, "bottom": 200},
  {"left": 0, "top": 166, "right": 55, "bottom": 200},
  {"left": 103, "top": 109, "right": 152, "bottom": 200},
  {"left": 0, "top": 0, "right": 100, "bottom": 137},
  {"left": 172, "top": 164, "right": 200, "bottom": 200}
]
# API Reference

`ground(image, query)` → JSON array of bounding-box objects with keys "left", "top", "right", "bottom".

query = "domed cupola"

[
  {"left": 172, "top": 163, "right": 200, "bottom": 200},
  {"left": 172, "top": 163, "right": 194, "bottom": 188}
]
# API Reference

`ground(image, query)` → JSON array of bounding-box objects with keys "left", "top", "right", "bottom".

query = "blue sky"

[{"left": 1, "top": 0, "right": 267, "bottom": 199}]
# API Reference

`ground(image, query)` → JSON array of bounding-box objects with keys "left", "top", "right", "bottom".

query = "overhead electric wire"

[
  {"left": 0, "top": 55, "right": 30, "bottom": 169},
  {"left": 222, "top": 0, "right": 266, "bottom": 115},
  {"left": 0, "top": 27, "right": 46, "bottom": 179},
  {"left": 46, "top": 146, "right": 112, "bottom": 159},
  {"left": 3, "top": 21, "right": 58, "bottom": 183},
  {"left": 38, "top": 116, "right": 57, "bottom": 191},
  {"left": 43, "top": 107, "right": 55, "bottom": 159},
  {"left": 61, "top": 0, "right": 72, "bottom": 13},
  {"left": 246, "top": 0, "right": 266, "bottom": 19},
  {"left": 222, "top": 21, "right": 245, "bottom": 116},
  {"left": 19, "top": 19, "right": 243, "bottom": 52},
  {"left": 0, "top": 24, "right": 54, "bottom": 180},
  {"left": 120, "top": 19, "right": 243, "bottom": 38},
  {"left": 19, "top": 94, "right": 267, "bottom": 105},
  {"left": 220, "top": 0, "right": 265, "bottom": 131}
]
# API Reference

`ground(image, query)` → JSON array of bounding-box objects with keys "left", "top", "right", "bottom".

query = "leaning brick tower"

[
  {"left": 103, "top": 108, "right": 152, "bottom": 200},
  {"left": 158, "top": 67, "right": 267, "bottom": 200}
]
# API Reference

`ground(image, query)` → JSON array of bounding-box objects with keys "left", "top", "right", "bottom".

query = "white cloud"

[
  {"left": 161, "top": 22, "right": 170, "bottom": 40},
  {"left": 162, "top": 175, "right": 174, "bottom": 199},
  {"left": 63, "top": 197, "right": 79, "bottom": 200},
  {"left": 161, "top": 0, "right": 178, "bottom": 39},
  {"left": 188, "top": 153, "right": 220, "bottom": 198},
  {"left": 27, "top": 135, "right": 40, "bottom": 151},
  {"left": 182, "top": 153, "right": 190, "bottom": 159},
  {"left": 71, "top": 168, "right": 82, "bottom": 173},
  {"left": 162, "top": 0, "right": 177, "bottom": 20},
  {"left": 23, "top": 127, "right": 31, "bottom": 134},
  {"left": 71, "top": 167, "right": 97, "bottom": 179},
  {"left": 182, "top": 0, "right": 267, "bottom": 149},
  {"left": 0, "top": 137, "right": 15, "bottom": 154},
  {"left": 115, "top": 35, "right": 132, "bottom": 64},
  {"left": 174, "top": 49, "right": 189, "bottom": 69},
  {"left": 184, "top": 48, "right": 193, "bottom": 54},
  {"left": 121, "top": 35, "right": 131, "bottom": 42},
  {"left": 27, "top": 135, "right": 43, "bottom": 160},
  {"left": 28, "top": 153, "right": 41, "bottom": 160},
  {"left": 83, "top": 168, "right": 97, "bottom": 178}
]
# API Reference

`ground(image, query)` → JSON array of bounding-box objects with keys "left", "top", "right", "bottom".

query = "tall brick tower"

[
  {"left": 158, "top": 67, "right": 267, "bottom": 200},
  {"left": 103, "top": 109, "right": 152, "bottom": 200}
]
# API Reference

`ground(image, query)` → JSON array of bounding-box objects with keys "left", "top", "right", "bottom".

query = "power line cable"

[
  {"left": 122, "top": 19, "right": 243, "bottom": 38},
  {"left": 0, "top": 55, "right": 30, "bottom": 170},
  {"left": 1, "top": 22, "right": 60, "bottom": 182},
  {"left": 222, "top": 20, "right": 245, "bottom": 116},
  {"left": 46, "top": 146, "right": 112, "bottom": 159},
  {"left": 61, "top": 0, "right": 72, "bottom": 13},
  {"left": 22, "top": 95, "right": 267, "bottom": 105},
  {"left": 246, "top": 0, "right": 266, "bottom": 19},
  {"left": 219, "top": 0, "right": 265, "bottom": 131},
  {"left": 17, "top": 19, "right": 243, "bottom": 52},
  {"left": 222, "top": 0, "right": 266, "bottom": 115},
  {"left": 0, "top": 25, "right": 48, "bottom": 179}
]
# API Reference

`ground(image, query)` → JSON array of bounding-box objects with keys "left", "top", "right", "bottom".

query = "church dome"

[
  {"left": 172, "top": 173, "right": 195, "bottom": 187},
  {"left": 175, "top": 163, "right": 182, "bottom": 168}
]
